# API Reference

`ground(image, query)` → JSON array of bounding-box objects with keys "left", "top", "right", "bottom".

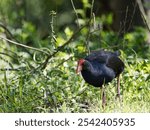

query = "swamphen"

[{"left": 76, "top": 50, "right": 124, "bottom": 108}]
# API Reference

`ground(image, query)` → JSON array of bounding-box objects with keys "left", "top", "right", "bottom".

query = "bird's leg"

[
  {"left": 116, "top": 74, "right": 121, "bottom": 101},
  {"left": 102, "top": 84, "right": 106, "bottom": 109}
]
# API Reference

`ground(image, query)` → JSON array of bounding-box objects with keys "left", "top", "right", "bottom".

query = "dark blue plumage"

[
  {"left": 76, "top": 50, "right": 124, "bottom": 108},
  {"left": 77, "top": 50, "right": 124, "bottom": 87},
  {"left": 81, "top": 61, "right": 116, "bottom": 87}
]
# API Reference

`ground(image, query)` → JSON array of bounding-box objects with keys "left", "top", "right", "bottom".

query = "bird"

[{"left": 76, "top": 50, "right": 124, "bottom": 108}]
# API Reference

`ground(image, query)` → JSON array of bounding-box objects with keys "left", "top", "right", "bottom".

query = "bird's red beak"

[
  {"left": 76, "top": 59, "right": 85, "bottom": 74},
  {"left": 76, "top": 64, "right": 82, "bottom": 74}
]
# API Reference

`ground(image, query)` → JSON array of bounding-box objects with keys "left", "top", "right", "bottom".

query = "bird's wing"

[
  {"left": 85, "top": 50, "right": 122, "bottom": 65},
  {"left": 85, "top": 54, "right": 107, "bottom": 63},
  {"left": 86, "top": 50, "right": 114, "bottom": 63},
  {"left": 106, "top": 56, "right": 124, "bottom": 76},
  {"left": 85, "top": 50, "right": 108, "bottom": 63}
]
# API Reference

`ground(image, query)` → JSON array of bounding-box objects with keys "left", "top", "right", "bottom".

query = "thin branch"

[
  {"left": 0, "top": 68, "right": 20, "bottom": 71},
  {"left": 136, "top": 0, "right": 150, "bottom": 32},
  {"left": 0, "top": 52, "right": 17, "bottom": 60},
  {"left": 71, "top": 0, "right": 80, "bottom": 27},
  {"left": 85, "top": 0, "right": 95, "bottom": 55},
  {"left": 0, "top": 55, "right": 14, "bottom": 68},
  {"left": 126, "top": 2, "right": 137, "bottom": 32},
  {"left": 118, "top": 6, "right": 129, "bottom": 36},
  {"left": 54, "top": 56, "right": 73, "bottom": 68},
  {"left": 90, "top": 0, "right": 95, "bottom": 17},
  {"left": 85, "top": 25, "right": 91, "bottom": 55},
  {"left": 0, "top": 22, "right": 17, "bottom": 41},
  {"left": 0, "top": 22, "right": 49, "bottom": 55},
  {"left": 123, "top": 6, "right": 129, "bottom": 34},
  {"left": 49, "top": 11, "right": 57, "bottom": 49},
  {"left": 0, "top": 46, "right": 19, "bottom": 57},
  {"left": 0, "top": 36, "right": 49, "bottom": 55}
]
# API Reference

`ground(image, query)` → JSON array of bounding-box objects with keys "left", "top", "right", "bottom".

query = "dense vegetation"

[{"left": 0, "top": 0, "right": 149, "bottom": 112}]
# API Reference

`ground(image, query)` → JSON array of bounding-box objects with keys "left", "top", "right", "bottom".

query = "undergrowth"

[
  {"left": 0, "top": 1, "right": 150, "bottom": 113},
  {"left": 0, "top": 25, "right": 149, "bottom": 112}
]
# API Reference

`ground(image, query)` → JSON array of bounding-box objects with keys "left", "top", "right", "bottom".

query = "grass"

[{"left": 0, "top": 48, "right": 149, "bottom": 112}]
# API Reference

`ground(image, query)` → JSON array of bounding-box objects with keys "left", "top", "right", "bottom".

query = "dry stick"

[
  {"left": 85, "top": 19, "right": 92, "bottom": 55},
  {"left": 117, "top": 3, "right": 136, "bottom": 48},
  {"left": 122, "top": 2, "right": 137, "bottom": 33},
  {"left": 0, "top": 23, "right": 31, "bottom": 52},
  {"left": 121, "top": 3, "right": 137, "bottom": 49},
  {"left": 85, "top": 0, "right": 95, "bottom": 55},
  {"left": 0, "top": 45, "right": 20, "bottom": 59},
  {"left": 90, "top": 0, "right": 95, "bottom": 18},
  {"left": 0, "top": 36, "right": 49, "bottom": 55},
  {"left": 0, "top": 23, "right": 33, "bottom": 56},
  {"left": 136, "top": 0, "right": 150, "bottom": 32},
  {"left": 50, "top": 11, "right": 57, "bottom": 49},
  {"left": 126, "top": 2, "right": 137, "bottom": 32},
  {"left": 70, "top": 0, "right": 80, "bottom": 27},
  {"left": 0, "top": 23, "right": 17, "bottom": 41},
  {"left": 120, "top": 6, "right": 129, "bottom": 36},
  {"left": 54, "top": 56, "right": 73, "bottom": 69},
  {"left": 0, "top": 55, "right": 14, "bottom": 68},
  {"left": 0, "top": 23, "right": 49, "bottom": 55},
  {"left": 0, "top": 52, "right": 17, "bottom": 60},
  {"left": 0, "top": 68, "right": 20, "bottom": 71},
  {"left": 117, "top": 6, "right": 129, "bottom": 50}
]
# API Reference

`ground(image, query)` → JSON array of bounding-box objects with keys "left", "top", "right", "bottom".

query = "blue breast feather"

[{"left": 81, "top": 61, "right": 116, "bottom": 87}]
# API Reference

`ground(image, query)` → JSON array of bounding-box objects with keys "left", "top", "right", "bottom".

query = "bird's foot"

[
  {"left": 115, "top": 93, "right": 121, "bottom": 102},
  {"left": 101, "top": 85, "right": 107, "bottom": 110},
  {"left": 102, "top": 100, "right": 106, "bottom": 109},
  {"left": 102, "top": 92, "right": 106, "bottom": 109},
  {"left": 116, "top": 93, "right": 120, "bottom": 98}
]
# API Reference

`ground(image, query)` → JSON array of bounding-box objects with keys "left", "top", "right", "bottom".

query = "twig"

[
  {"left": 90, "top": 0, "right": 95, "bottom": 18},
  {"left": 54, "top": 56, "right": 73, "bottom": 68},
  {"left": 85, "top": 25, "right": 91, "bottom": 55},
  {"left": 0, "top": 68, "right": 20, "bottom": 71},
  {"left": 70, "top": 0, "right": 80, "bottom": 27},
  {"left": 0, "top": 46, "right": 19, "bottom": 57},
  {"left": 0, "top": 52, "right": 17, "bottom": 60},
  {"left": 118, "top": 6, "right": 129, "bottom": 36},
  {"left": 0, "top": 36, "right": 49, "bottom": 55},
  {"left": 0, "top": 22, "right": 17, "bottom": 41},
  {"left": 0, "top": 23, "right": 50, "bottom": 55},
  {"left": 0, "top": 55, "right": 14, "bottom": 68},
  {"left": 136, "top": 0, "right": 150, "bottom": 32},
  {"left": 49, "top": 11, "right": 57, "bottom": 49},
  {"left": 85, "top": 0, "right": 95, "bottom": 55},
  {"left": 123, "top": 6, "right": 129, "bottom": 34},
  {"left": 126, "top": 2, "right": 137, "bottom": 32}
]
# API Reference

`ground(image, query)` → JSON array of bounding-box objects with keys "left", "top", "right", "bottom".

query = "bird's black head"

[{"left": 76, "top": 59, "right": 85, "bottom": 74}]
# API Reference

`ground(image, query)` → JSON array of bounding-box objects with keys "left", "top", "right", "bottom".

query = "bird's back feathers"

[{"left": 81, "top": 50, "right": 124, "bottom": 87}]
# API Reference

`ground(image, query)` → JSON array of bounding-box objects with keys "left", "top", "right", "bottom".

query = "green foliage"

[
  {"left": 0, "top": 0, "right": 150, "bottom": 113},
  {"left": 124, "top": 27, "right": 149, "bottom": 58}
]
